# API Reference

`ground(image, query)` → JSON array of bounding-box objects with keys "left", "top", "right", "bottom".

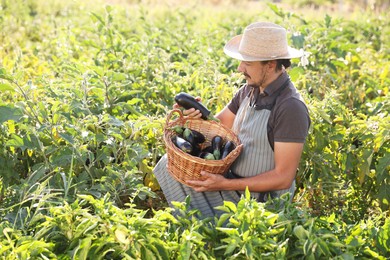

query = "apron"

[
  {"left": 228, "top": 89, "right": 295, "bottom": 202},
  {"left": 153, "top": 85, "right": 295, "bottom": 217}
]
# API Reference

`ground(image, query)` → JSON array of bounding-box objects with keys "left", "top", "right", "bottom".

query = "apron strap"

[
  {"left": 254, "top": 78, "right": 290, "bottom": 111},
  {"left": 254, "top": 78, "right": 290, "bottom": 150}
]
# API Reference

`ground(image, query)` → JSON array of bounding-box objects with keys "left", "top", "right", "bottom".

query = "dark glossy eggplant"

[
  {"left": 211, "top": 135, "right": 223, "bottom": 160},
  {"left": 172, "top": 135, "right": 192, "bottom": 154},
  {"left": 190, "top": 143, "right": 201, "bottom": 156},
  {"left": 174, "top": 92, "right": 218, "bottom": 121},
  {"left": 191, "top": 129, "right": 206, "bottom": 143},
  {"left": 183, "top": 128, "right": 206, "bottom": 145},
  {"left": 221, "top": 141, "right": 235, "bottom": 159},
  {"left": 201, "top": 145, "right": 213, "bottom": 154}
]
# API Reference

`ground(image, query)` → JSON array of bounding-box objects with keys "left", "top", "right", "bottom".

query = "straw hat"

[{"left": 224, "top": 22, "right": 303, "bottom": 61}]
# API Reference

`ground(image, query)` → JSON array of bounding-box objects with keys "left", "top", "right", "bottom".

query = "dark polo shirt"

[{"left": 227, "top": 72, "right": 310, "bottom": 144}]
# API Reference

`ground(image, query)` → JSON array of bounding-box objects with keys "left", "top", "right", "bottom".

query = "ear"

[{"left": 267, "top": 60, "right": 277, "bottom": 72}]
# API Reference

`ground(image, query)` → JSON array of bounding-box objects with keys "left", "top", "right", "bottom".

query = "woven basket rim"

[{"left": 163, "top": 109, "right": 243, "bottom": 166}]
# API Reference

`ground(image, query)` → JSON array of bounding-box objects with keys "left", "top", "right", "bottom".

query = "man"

[{"left": 154, "top": 22, "right": 310, "bottom": 217}]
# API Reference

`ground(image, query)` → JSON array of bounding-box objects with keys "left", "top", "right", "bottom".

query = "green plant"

[{"left": 0, "top": 1, "right": 389, "bottom": 258}]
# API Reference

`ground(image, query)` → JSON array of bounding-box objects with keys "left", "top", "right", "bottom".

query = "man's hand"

[
  {"left": 173, "top": 97, "right": 203, "bottom": 118},
  {"left": 186, "top": 171, "right": 227, "bottom": 192}
]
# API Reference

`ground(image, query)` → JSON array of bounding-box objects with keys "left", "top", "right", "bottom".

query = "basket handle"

[{"left": 164, "top": 109, "right": 184, "bottom": 130}]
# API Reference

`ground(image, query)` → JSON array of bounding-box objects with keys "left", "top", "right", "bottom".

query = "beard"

[
  {"left": 243, "top": 72, "right": 260, "bottom": 89},
  {"left": 244, "top": 71, "right": 267, "bottom": 89}
]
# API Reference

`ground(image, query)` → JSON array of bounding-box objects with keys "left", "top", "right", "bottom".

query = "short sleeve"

[
  {"left": 227, "top": 85, "right": 249, "bottom": 115},
  {"left": 273, "top": 98, "right": 310, "bottom": 143}
]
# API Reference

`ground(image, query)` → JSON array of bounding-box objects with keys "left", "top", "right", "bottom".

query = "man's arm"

[
  {"left": 215, "top": 106, "right": 236, "bottom": 129},
  {"left": 187, "top": 141, "right": 304, "bottom": 192}
]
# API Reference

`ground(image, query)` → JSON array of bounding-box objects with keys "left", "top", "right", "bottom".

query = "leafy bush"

[
  {"left": 0, "top": 0, "right": 389, "bottom": 258},
  {"left": 1, "top": 190, "right": 389, "bottom": 259}
]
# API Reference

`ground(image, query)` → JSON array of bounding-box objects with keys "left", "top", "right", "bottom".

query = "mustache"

[{"left": 243, "top": 72, "right": 251, "bottom": 79}]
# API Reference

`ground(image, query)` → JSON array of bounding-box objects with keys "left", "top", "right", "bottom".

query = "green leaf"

[
  {"left": 376, "top": 153, "right": 390, "bottom": 182},
  {"left": 0, "top": 68, "right": 13, "bottom": 80},
  {"left": 216, "top": 227, "right": 239, "bottom": 236},
  {"left": 0, "top": 83, "right": 15, "bottom": 92},
  {"left": 108, "top": 115, "right": 124, "bottom": 127},
  {"left": 5, "top": 134, "right": 24, "bottom": 148},
  {"left": 50, "top": 147, "right": 74, "bottom": 166},
  {"left": 179, "top": 241, "right": 191, "bottom": 260},
  {"left": 0, "top": 245, "right": 11, "bottom": 255},
  {"left": 154, "top": 242, "right": 170, "bottom": 260},
  {"left": 141, "top": 245, "right": 156, "bottom": 260},
  {"left": 378, "top": 184, "right": 390, "bottom": 208},
  {"left": 75, "top": 237, "right": 92, "bottom": 260},
  {"left": 293, "top": 225, "right": 308, "bottom": 240},
  {"left": 331, "top": 60, "right": 347, "bottom": 69},
  {"left": 265, "top": 213, "right": 278, "bottom": 226},
  {"left": 82, "top": 39, "right": 100, "bottom": 48},
  {"left": 377, "top": 218, "right": 390, "bottom": 254},
  {"left": 245, "top": 187, "right": 251, "bottom": 200},
  {"left": 340, "top": 253, "right": 355, "bottom": 260},
  {"left": 291, "top": 33, "right": 305, "bottom": 49},
  {"left": 236, "top": 199, "right": 246, "bottom": 213},
  {"left": 59, "top": 133, "right": 75, "bottom": 145},
  {"left": 315, "top": 237, "right": 331, "bottom": 256},
  {"left": 216, "top": 213, "right": 231, "bottom": 227},
  {"left": 15, "top": 240, "right": 53, "bottom": 256},
  {"left": 224, "top": 239, "right": 238, "bottom": 255},
  {"left": 90, "top": 12, "right": 105, "bottom": 25},
  {"left": 267, "top": 3, "right": 284, "bottom": 17},
  {"left": 111, "top": 72, "right": 127, "bottom": 81},
  {"left": 115, "top": 227, "right": 130, "bottom": 244},
  {"left": 325, "top": 14, "right": 332, "bottom": 28},
  {"left": 127, "top": 98, "right": 142, "bottom": 105},
  {"left": 289, "top": 67, "right": 304, "bottom": 82},
  {"left": 244, "top": 241, "right": 253, "bottom": 257},
  {"left": 0, "top": 106, "right": 23, "bottom": 124},
  {"left": 223, "top": 201, "right": 237, "bottom": 213},
  {"left": 105, "top": 5, "right": 113, "bottom": 13},
  {"left": 363, "top": 247, "right": 386, "bottom": 259}
]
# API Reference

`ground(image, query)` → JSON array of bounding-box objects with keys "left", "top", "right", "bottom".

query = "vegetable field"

[{"left": 0, "top": 0, "right": 389, "bottom": 259}]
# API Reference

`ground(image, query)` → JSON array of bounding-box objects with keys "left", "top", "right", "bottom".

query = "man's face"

[{"left": 238, "top": 61, "right": 268, "bottom": 88}]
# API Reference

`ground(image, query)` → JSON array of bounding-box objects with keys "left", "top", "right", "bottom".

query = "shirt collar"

[{"left": 263, "top": 71, "right": 290, "bottom": 96}]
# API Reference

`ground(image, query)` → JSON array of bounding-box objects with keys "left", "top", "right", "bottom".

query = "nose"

[{"left": 238, "top": 61, "right": 245, "bottom": 73}]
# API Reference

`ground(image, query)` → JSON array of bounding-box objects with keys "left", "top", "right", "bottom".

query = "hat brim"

[{"left": 223, "top": 35, "right": 303, "bottom": 61}]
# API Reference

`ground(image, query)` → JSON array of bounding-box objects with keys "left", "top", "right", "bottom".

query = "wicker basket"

[{"left": 163, "top": 109, "right": 243, "bottom": 186}]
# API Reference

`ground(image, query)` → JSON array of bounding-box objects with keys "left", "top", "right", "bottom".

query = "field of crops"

[{"left": 0, "top": 0, "right": 389, "bottom": 258}]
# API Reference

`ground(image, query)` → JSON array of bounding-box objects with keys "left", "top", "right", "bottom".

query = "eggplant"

[
  {"left": 183, "top": 128, "right": 206, "bottom": 145},
  {"left": 191, "top": 129, "right": 206, "bottom": 143},
  {"left": 174, "top": 92, "right": 218, "bottom": 121},
  {"left": 172, "top": 135, "right": 192, "bottom": 154},
  {"left": 199, "top": 152, "right": 215, "bottom": 160},
  {"left": 190, "top": 143, "right": 201, "bottom": 156},
  {"left": 183, "top": 128, "right": 195, "bottom": 145},
  {"left": 221, "top": 141, "right": 235, "bottom": 159},
  {"left": 211, "top": 135, "right": 223, "bottom": 160},
  {"left": 201, "top": 145, "right": 213, "bottom": 154},
  {"left": 198, "top": 151, "right": 207, "bottom": 158}
]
